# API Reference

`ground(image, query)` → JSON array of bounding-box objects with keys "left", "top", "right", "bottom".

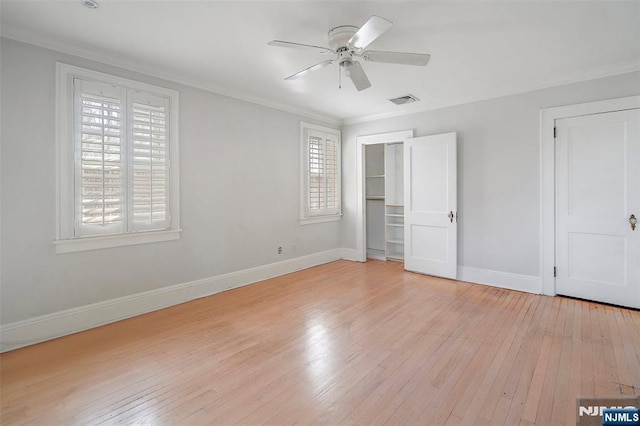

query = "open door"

[{"left": 404, "top": 133, "right": 457, "bottom": 278}]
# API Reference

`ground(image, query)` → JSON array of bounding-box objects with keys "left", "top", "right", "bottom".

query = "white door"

[
  {"left": 555, "top": 109, "right": 640, "bottom": 308},
  {"left": 404, "top": 133, "right": 457, "bottom": 278}
]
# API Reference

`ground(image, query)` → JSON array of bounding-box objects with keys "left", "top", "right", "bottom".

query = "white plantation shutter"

[
  {"left": 130, "top": 93, "right": 170, "bottom": 231},
  {"left": 74, "top": 79, "right": 126, "bottom": 236},
  {"left": 308, "top": 135, "right": 325, "bottom": 210},
  {"left": 71, "top": 78, "right": 171, "bottom": 237},
  {"left": 304, "top": 125, "right": 341, "bottom": 218},
  {"left": 325, "top": 135, "right": 339, "bottom": 210}
]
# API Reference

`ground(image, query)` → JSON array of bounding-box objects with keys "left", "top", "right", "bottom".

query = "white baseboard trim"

[
  {"left": 340, "top": 248, "right": 363, "bottom": 262},
  {"left": 458, "top": 266, "right": 542, "bottom": 295},
  {"left": 0, "top": 249, "right": 342, "bottom": 353}
]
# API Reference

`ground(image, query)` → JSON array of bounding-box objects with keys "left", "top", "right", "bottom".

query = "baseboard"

[
  {"left": 340, "top": 247, "right": 363, "bottom": 262},
  {"left": 0, "top": 249, "right": 342, "bottom": 353},
  {"left": 458, "top": 266, "right": 542, "bottom": 294}
]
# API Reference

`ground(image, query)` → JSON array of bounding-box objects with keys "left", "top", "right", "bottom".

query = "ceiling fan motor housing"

[{"left": 328, "top": 25, "right": 359, "bottom": 50}]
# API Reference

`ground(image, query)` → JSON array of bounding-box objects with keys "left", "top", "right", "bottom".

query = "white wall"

[
  {"left": 0, "top": 38, "right": 341, "bottom": 326},
  {"left": 342, "top": 71, "right": 640, "bottom": 280}
]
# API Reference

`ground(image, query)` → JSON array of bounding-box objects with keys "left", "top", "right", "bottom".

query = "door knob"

[
  {"left": 630, "top": 214, "right": 637, "bottom": 231},
  {"left": 448, "top": 211, "right": 454, "bottom": 223}
]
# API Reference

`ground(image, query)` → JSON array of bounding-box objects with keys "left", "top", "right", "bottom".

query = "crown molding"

[
  {"left": 342, "top": 60, "right": 640, "bottom": 126},
  {"left": 3, "top": 24, "right": 638, "bottom": 128},
  {"left": 0, "top": 25, "right": 342, "bottom": 127}
]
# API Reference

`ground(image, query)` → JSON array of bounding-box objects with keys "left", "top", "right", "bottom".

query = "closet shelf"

[
  {"left": 386, "top": 213, "right": 403, "bottom": 217},
  {"left": 366, "top": 175, "right": 385, "bottom": 178},
  {"left": 386, "top": 223, "right": 404, "bottom": 227},
  {"left": 366, "top": 196, "right": 385, "bottom": 200},
  {"left": 386, "top": 203, "right": 404, "bottom": 207},
  {"left": 387, "top": 239, "right": 404, "bottom": 244}
]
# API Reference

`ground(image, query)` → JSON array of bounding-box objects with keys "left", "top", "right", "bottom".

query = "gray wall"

[
  {"left": 0, "top": 38, "right": 341, "bottom": 324},
  {"left": 341, "top": 71, "right": 640, "bottom": 278}
]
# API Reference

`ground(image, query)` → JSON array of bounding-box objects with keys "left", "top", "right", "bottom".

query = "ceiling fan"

[{"left": 268, "top": 15, "right": 431, "bottom": 91}]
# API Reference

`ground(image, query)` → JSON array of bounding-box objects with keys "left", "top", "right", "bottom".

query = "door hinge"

[
  {"left": 553, "top": 127, "right": 557, "bottom": 138},
  {"left": 553, "top": 266, "right": 557, "bottom": 277}
]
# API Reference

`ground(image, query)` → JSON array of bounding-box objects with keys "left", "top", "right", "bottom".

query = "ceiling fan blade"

[
  {"left": 362, "top": 50, "right": 431, "bottom": 66},
  {"left": 348, "top": 15, "right": 393, "bottom": 50},
  {"left": 268, "top": 40, "right": 334, "bottom": 55},
  {"left": 346, "top": 61, "right": 371, "bottom": 91},
  {"left": 284, "top": 60, "right": 334, "bottom": 80}
]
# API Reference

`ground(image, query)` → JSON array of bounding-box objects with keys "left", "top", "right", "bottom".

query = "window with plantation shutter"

[
  {"left": 301, "top": 122, "right": 341, "bottom": 224},
  {"left": 56, "top": 64, "right": 180, "bottom": 253}
]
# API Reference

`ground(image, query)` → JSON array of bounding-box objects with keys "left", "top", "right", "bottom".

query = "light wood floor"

[{"left": 1, "top": 260, "right": 639, "bottom": 425}]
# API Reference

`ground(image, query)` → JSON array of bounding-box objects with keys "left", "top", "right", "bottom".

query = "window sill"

[
  {"left": 54, "top": 229, "right": 182, "bottom": 254},
  {"left": 299, "top": 214, "right": 342, "bottom": 225}
]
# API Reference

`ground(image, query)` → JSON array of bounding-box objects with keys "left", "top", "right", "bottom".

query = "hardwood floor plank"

[
  {"left": 1, "top": 260, "right": 639, "bottom": 425},
  {"left": 580, "top": 299, "right": 596, "bottom": 399},
  {"left": 550, "top": 297, "right": 574, "bottom": 425}
]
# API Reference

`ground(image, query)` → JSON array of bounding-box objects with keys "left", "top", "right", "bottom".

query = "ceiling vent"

[{"left": 388, "top": 94, "right": 420, "bottom": 105}]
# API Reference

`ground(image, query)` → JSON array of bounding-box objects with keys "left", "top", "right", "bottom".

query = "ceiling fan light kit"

[{"left": 268, "top": 15, "right": 431, "bottom": 92}]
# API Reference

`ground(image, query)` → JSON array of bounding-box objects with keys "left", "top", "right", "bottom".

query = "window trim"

[
  {"left": 55, "top": 63, "right": 180, "bottom": 253},
  {"left": 299, "top": 122, "right": 342, "bottom": 225}
]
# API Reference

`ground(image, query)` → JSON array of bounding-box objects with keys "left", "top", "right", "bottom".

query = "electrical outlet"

[{"left": 277, "top": 246, "right": 283, "bottom": 255}]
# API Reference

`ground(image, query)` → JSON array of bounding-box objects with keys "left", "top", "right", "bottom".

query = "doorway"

[
  {"left": 355, "top": 130, "right": 459, "bottom": 280},
  {"left": 356, "top": 130, "right": 413, "bottom": 262},
  {"left": 364, "top": 143, "right": 404, "bottom": 261}
]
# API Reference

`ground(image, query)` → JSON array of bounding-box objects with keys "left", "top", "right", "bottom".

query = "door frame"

[
  {"left": 355, "top": 130, "right": 414, "bottom": 262},
  {"left": 540, "top": 95, "right": 640, "bottom": 296}
]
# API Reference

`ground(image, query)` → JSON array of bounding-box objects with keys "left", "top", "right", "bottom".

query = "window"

[
  {"left": 56, "top": 64, "right": 180, "bottom": 253},
  {"left": 300, "top": 122, "right": 341, "bottom": 224}
]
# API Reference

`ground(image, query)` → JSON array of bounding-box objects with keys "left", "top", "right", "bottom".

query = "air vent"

[{"left": 388, "top": 94, "right": 420, "bottom": 105}]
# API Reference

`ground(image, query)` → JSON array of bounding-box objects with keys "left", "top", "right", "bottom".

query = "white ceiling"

[{"left": 2, "top": 1, "right": 639, "bottom": 123}]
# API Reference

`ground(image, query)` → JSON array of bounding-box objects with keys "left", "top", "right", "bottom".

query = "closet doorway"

[
  {"left": 355, "top": 130, "right": 413, "bottom": 263},
  {"left": 356, "top": 130, "right": 459, "bottom": 280},
  {"left": 364, "top": 143, "right": 405, "bottom": 261}
]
